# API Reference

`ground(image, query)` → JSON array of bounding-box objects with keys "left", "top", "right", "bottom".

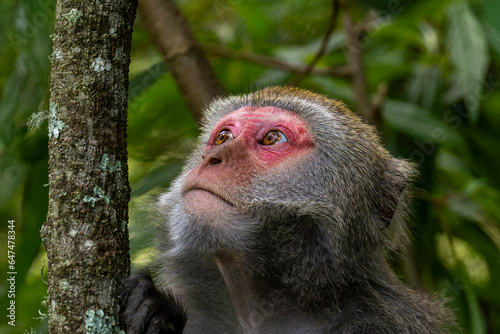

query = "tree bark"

[
  {"left": 40, "top": 0, "right": 137, "bottom": 333},
  {"left": 139, "top": 0, "right": 222, "bottom": 122}
]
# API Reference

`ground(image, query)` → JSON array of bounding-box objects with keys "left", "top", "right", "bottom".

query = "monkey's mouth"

[{"left": 183, "top": 187, "right": 236, "bottom": 208}]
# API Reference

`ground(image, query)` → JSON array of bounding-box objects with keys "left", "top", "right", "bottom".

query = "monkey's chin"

[{"left": 182, "top": 189, "right": 238, "bottom": 220}]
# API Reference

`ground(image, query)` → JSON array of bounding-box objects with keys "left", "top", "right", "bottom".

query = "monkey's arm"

[{"left": 120, "top": 271, "right": 186, "bottom": 334}]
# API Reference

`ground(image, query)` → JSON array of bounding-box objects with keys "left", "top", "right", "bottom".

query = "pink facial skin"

[
  {"left": 207, "top": 106, "right": 314, "bottom": 165},
  {"left": 181, "top": 106, "right": 314, "bottom": 216}
]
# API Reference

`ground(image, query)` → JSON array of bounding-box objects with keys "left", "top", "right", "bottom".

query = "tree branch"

[
  {"left": 139, "top": 0, "right": 222, "bottom": 122},
  {"left": 288, "top": 0, "right": 341, "bottom": 86},
  {"left": 371, "top": 82, "right": 388, "bottom": 126},
  {"left": 204, "top": 44, "right": 351, "bottom": 78}
]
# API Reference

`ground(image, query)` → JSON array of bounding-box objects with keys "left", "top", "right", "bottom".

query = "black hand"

[{"left": 120, "top": 271, "right": 186, "bottom": 334}]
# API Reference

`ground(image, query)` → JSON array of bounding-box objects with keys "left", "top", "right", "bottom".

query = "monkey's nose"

[
  {"left": 201, "top": 152, "right": 223, "bottom": 166},
  {"left": 208, "top": 157, "right": 222, "bottom": 165}
]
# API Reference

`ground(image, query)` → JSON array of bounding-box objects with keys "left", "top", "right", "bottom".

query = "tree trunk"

[{"left": 40, "top": 0, "right": 137, "bottom": 333}]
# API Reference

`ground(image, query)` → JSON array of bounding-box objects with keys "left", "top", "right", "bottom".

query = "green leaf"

[
  {"left": 128, "top": 61, "right": 167, "bottom": 102},
  {"left": 477, "top": 0, "right": 500, "bottom": 34},
  {"left": 407, "top": 64, "right": 441, "bottom": 111},
  {"left": 465, "top": 271, "right": 487, "bottom": 334},
  {"left": 445, "top": 0, "right": 489, "bottom": 121},
  {"left": 383, "top": 99, "right": 462, "bottom": 145},
  {"left": 484, "top": 24, "right": 500, "bottom": 58},
  {"left": 131, "top": 163, "right": 183, "bottom": 197}
]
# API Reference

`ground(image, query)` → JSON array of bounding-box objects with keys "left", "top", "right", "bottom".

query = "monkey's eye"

[
  {"left": 215, "top": 129, "right": 233, "bottom": 145},
  {"left": 261, "top": 130, "right": 288, "bottom": 145}
]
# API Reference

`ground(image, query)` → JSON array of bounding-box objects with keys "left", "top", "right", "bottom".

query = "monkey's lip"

[{"left": 182, "top": 187, "right": 236, "bottom": 208}]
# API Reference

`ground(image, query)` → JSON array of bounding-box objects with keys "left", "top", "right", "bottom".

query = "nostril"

[
  {"left": 202, "top": 149, "right": 223, "bottom": 166},
  {"left": 209, "top": 157, "right": 222, "bottom": 165}
]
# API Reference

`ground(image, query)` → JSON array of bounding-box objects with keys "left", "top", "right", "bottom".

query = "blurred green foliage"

[{"left": 1, "top": 0, "right": 500, "bottom": 333}]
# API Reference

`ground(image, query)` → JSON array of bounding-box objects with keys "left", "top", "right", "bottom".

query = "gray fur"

[{"left": 125, "top": 87, "right": 455, "bottom": 334}]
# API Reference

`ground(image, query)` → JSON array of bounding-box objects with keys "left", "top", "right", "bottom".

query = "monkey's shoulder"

[{"left": 326, "top": 283, "right": 455, "bottom": 334}]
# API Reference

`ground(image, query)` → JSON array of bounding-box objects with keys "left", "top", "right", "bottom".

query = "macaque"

[{"left": 121, "top": 87, "right": 454, "bottom": 334}]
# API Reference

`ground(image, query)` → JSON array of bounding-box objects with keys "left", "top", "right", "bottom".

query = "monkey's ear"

[{"left": 377, "top": 159, "right": 414, "bottom": 229}]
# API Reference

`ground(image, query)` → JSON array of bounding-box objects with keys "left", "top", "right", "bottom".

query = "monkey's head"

[{"left": 159, "top": 86, "right": 414, "bottom": 297}]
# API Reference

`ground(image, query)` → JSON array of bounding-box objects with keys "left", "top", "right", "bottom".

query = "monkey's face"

[
  {"left": 181, "top": 106, "right": 314, "bottom": 222},
  {"left": 160, "top": 87, "right": 411, "bottom": 257}
]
